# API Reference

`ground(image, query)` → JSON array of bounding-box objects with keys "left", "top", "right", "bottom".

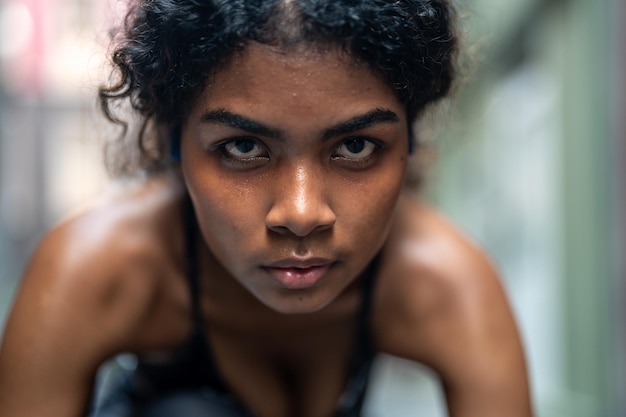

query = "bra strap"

[
  {"left": 183, "top": 195, "right": 203, "bottom": 327},
  {"left": 357, "top": 251, "right": 380, "bottom": 355}
]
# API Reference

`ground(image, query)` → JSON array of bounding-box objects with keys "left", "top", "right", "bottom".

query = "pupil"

[
  {"left": 346, "top": 139, "right": 365, "bottom": 154},
  {"left": 235, "top": 139, "right": 255, "bottom": 153}
]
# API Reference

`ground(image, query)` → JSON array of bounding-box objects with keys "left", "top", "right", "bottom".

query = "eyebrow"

[
  {"left": 201, "top": 109, "right": 281, "bottom": 139},
  {"left": 321, "top": 108, "right": 400, "bottom": 140},
  {"left": 200, "top": 108, "right": 400, "bottom": 141}
]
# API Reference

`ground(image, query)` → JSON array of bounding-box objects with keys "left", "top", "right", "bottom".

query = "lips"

[{"left": 263, "top": 259, "right": 335, "bottom": 290}]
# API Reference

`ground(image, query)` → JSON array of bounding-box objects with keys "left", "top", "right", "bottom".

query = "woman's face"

[{"left": 181, "top": 43, "right": 409, "bottom": 314}]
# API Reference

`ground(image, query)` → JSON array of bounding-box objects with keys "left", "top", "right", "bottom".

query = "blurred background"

[{"left": 0, "top": 0, "right": 623, "bottom": 416}]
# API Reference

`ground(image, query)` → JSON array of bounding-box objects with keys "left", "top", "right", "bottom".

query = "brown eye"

[
  {"left": 223, "top": 138, "right": 267, "bottom": 159},
  {"left": 334, "top": 138, "right": 378, "bottom": 160}
]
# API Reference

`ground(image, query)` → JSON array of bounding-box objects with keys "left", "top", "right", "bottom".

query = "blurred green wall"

[{"left": 428, "top": 0, "right": 624, "bottom": 415}]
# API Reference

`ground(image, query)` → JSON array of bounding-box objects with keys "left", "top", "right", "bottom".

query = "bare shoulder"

[
  {"left": 0, "top": 173, "right": 193, "bottom": 415},
  {"left": 373, "top": 193, "right": 532, "bottom": 416},
  {"left": 2, "top": 172, "right": 190, "bottom": 361},
  {"left": 373, "top": 194, "right": 511, "bottom": 356}
]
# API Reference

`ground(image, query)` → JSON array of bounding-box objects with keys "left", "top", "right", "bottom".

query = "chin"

[{"left": 261, "top": 292, "right": 335, "bottom": 315}]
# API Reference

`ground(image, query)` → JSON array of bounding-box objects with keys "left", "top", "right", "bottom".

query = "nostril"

[
  {"left": 265, "top": 165, "right": 336, "bottom": 237},
  {"left": 265, "top": 205, "right": 336, "bottom": 237},
  {"left": 266, "top": 224, "right": 291, "bottom": 236}
]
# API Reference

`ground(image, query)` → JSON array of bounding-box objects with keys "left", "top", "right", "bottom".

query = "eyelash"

[
  {"left": 331, "top": 136, "right": 382, "bottom": 166},
  {"left": 211, "top": 137, "right": 269, "bottom": 167},
  {"left": 210, "top": 136, "right": 383, "bottom": 168}
]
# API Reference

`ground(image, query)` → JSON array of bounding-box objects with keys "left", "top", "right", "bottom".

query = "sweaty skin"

[
  {"left": 180, "top": 44, "right": 409, "bottom": 315},
  {"left": 0, "top": 44, "right": 533, "bottom": 417}
]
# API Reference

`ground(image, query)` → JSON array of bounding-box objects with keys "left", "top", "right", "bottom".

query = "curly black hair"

[{"left": 100, "top": 0, "right": 459, "bottom": 175}]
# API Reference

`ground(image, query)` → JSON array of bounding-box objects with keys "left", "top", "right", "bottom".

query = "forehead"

[{"left": 192, "top": 42, "right": 403, "bottom": 122}]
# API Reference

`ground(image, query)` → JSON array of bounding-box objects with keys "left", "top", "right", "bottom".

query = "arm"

[
  {"left": 427, "top": 255, "right": 532, "bottom": 417},
  {"left": 375, "top": 202, "right": 533, "bottom": 417},
  {"left": 0, "top": 231, "right": 105, "bottom": 416},
  {"left": 0, "top": 220, "right": 159, "bottom": 417}
]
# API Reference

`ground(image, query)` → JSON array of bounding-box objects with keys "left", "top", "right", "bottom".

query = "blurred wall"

[
  {"left": 427, "top": 0, "right": 625, "bottom": 416},
  {"left": 0, "top": 0, "right": 112, "bottom": 329}
]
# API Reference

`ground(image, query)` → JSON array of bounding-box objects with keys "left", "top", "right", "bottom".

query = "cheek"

[
  {"left": 194, "top": 182, "right": 264, "bottom": 235},
  {"left": 182, "top": 156, "right": 267, "bottom": 252},
  {"left": 335, "top": 159, "right": 407, "bottom": 240},
  {"left": 190, "top": 182, "right": 269, "bottom": 274}
]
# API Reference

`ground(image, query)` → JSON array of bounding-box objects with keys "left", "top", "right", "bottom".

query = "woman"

[{"left": 0, "top": 1, "right": 533, "bottom": 416}]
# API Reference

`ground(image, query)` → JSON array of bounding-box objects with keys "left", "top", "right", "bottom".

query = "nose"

[{"left": 265, "top": 163, "right": 336, "bottom": 237}]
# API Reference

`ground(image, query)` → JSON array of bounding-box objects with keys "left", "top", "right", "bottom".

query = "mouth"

[{"left": 263, "top": 259, "right": 335, "bottom": 290}]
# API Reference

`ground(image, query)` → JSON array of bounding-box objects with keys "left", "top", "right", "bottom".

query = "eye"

[
  {"left": 212, "top": 137, "right": 270, "bottom": 169},
  {"left": 222, "top": 138, "right": 267, "bottom": 159},
  {"left": 333, "top": 138, "right": 379, "bottom": 160}
]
